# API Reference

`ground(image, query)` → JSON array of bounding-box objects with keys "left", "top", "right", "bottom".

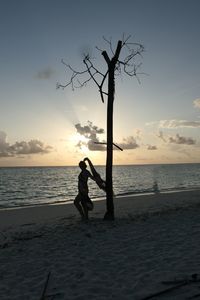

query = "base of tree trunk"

[{"left": 103, "top": 211, "right": 115, "bottom": 220}]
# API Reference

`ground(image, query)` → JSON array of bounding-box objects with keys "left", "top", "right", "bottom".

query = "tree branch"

[
  {"left": 57, "top": 35, "right": 145, "bottom": 100},
  {"left": 102, "top": 51, "right": 110, "bottom": 65},
  {"left": 113, "top": 40, "right": 122, "bottom": 63},
  {"left": 103, "top": 36, "right": 114, "bottom": 55},
  {"left": 94, "top": 142, "right": 123, "bottom": 151},
  {"left": 57, "top": 56, "right": 108, "bottom": 102}
]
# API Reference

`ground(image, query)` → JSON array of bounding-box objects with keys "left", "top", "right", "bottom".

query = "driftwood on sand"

[
  {"left": 40, "top": 272, "right": 51, "bottom": 300},
  {"left": 141, "top": 274, "right": 200, "bottom": 300}
]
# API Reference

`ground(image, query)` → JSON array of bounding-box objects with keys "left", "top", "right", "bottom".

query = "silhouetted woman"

[{"left": 74, "top": 161, "right": 95, "bottom": 220}]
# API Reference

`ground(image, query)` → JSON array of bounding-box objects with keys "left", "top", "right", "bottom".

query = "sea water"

[{"left": 0, "top": 163, "right": 200, "bottom": 208}]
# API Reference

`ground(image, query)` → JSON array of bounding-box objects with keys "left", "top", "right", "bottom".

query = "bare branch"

[
  {"left": 57, "top": 35, "right": 145, "bottom": 99},
  {"left": 83, "top": 56, "right": 108, "bottom": 103},
  {"left": 96, "top": 45, "right": 104, "bottom": 52},
  {"left": 83, "top": 58, "right": 101, "bottom": 88},
  {"left": 94, "top": 142, "right": 123, "bottom": 151},
  {"left": 57, "top": 56, "right": 108, "bottom": 102},
  {"left": 57, "top": 59, "right": 90, "bottom": 90},
  {"left": 103, "top": 36, "right": 114, "bottom": 55},
  {"left": 115, "top": 39, "right": 145, "bottom": 80},
  {"left": 102, "top": 51, "right": 110, "bottom": 65},
  {"left": 99, "top": 90, "right": 105, "bottom": 103},
  {"left": 122, "top": 34, "right": 131, "bottom": 46},
  {"left": 74, "top": 77, "right": 93, "bottom": 89},
  {"left": 100, "top": 70, "right": 109, "bottom": 91},
  {"left": 113, "top": 40, "right": 122, "bottom": 63},
  {"left": 99, "top": 89, "right": 108, "bottom": 103}
]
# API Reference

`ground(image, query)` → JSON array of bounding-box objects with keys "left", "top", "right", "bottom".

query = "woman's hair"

[{"left": 79, "top": 161, "right": 87, "bottom": 170}]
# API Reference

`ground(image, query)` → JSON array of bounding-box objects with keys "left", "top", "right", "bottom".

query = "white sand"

[{"left": 1, "top": 190, "right": 200, "bottom": 299}]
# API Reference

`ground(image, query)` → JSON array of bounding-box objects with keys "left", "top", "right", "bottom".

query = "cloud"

[
  {"left": 168, "top": 134, "right": 196, "bottom": 145},
  {"left": 194, "top": 99, "right": 200, "bottom": 109},
  {"left": 118, "top": 136, "right": 139, "bottom": 150},
  {"left": 75, "top": 121, "right": 105, "bottom": 151},
  {"left": 168, "top": 144, "right": 192, "bottom": 157},
  {"left": 75, "top": 121, "right": 104, "bottom": 138},
  {"left": 0, "top": 131, "right": 53, "bottom": 158},
  {"left": 75, "top": 122, "right": 140, "bottom": 151},
  {"left": 36, "top": 67, "right": 55, "bottom": 79},
  {"left": 88, "top": 140, "right": 106, "bottom": 151},
  {"left": 147, "top": 145, "right": 157, "bottom": 150},
  {"left": 145, "top": 121, "right": 157, "bottom": 126},
  {"left": 147, "top": 119, "right": 200, "bottom": 128},
  {"left": 159, "top": 119, "right": 200, "bottom": 128},
  {"left": 134, "top": 129, "right": 143, "bottom": 140},
  {"left": 156, "top": 130, "right": 196, "bottom": 146}
]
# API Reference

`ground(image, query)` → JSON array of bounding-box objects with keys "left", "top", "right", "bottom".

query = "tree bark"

[
  {"left": 102, "top": 40, "right": 122, "bottom": 221},
  {"left": 104, "top": 64, "right": 115, "bottom": 220}
]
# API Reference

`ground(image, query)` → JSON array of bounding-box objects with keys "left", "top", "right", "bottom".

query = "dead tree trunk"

[
  {"left": 102, "top": 41, "right": 122, "bottom": 220},
  {"left": 104, "top": 66, "right": 115, "bottom": 220}
]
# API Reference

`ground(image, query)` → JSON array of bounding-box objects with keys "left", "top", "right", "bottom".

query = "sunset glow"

[{"left": 0, "top": 0, "right": 200, "bottom": 166}]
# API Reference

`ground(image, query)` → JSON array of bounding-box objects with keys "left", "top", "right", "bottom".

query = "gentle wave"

[{"left": 0, "top": 164, "right": 200, "bottom": 208}]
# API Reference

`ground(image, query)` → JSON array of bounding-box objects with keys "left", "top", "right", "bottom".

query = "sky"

[{"left": 0, "top": 0, "right": 200, "bottom": 166}]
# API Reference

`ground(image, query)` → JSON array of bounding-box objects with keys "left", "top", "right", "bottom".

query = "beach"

[{"left": 1, "top": 190, "right": 200, "bottom": 299}]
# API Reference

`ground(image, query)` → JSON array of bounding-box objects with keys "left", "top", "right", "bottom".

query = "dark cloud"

[
  {"left": 75, "top": 121, "right": 105, "bottom": 151},
  {"left": 169, "top": 134, "right": 196, "bottom": 145},
  {"left": 118, "top": 136, "right": 139, "bottom": 150},
  {"left": 156, "top": 130, "right": 196, "bottom": 146},
  {"left": 75, "top": 122, "right": 104, "bottom": 138},
  {"left": 36, "top": 67, "right": 55, "bottom": 79},
  {"left": 147, "top": 145, "right": 157, "bottom": 150},
  {"left": 88, "top": 140, "right": 106, "bottom": 151},
  {"left": 0, "top": 131, "right": 52, "bottom": 158},
  {"left": 75, "top": 122, "right": 140, "bottom": 151}
]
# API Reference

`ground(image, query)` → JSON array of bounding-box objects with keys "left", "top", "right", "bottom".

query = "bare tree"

[{"left": 57, "top": 35, "right": 144, "bottom": 220}]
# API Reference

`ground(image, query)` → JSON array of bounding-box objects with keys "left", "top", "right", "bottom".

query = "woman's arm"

[
  {"left": 84, "top": 158, "right": 106, "bottom": 192},
  {"left": 87, "top": 170, "right": 96, "bottom": 181},
  {"left": 84, "top": 157, "right": 98, "bottom": 177}
]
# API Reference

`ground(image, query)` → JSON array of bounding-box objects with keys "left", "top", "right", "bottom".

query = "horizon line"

[{"left": 0, "top": 162, "right": 200, "bottom": 168}]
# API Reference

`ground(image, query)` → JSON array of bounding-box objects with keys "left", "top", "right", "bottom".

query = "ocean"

[{"left": 0, "top": 163, "right": 200, "bottom": 209}]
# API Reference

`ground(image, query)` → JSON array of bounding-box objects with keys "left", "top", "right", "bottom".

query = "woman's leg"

[
  {"left": 74, "top": 194, "right": 85, "bottom": 219},
  {"left": 81, "top": 200, "right": 89, "bottom": 220}
]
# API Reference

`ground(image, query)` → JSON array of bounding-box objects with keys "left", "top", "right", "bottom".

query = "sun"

[
  {"left": 69, "top": 133, "right": 90, "bottom": 154},
  {"left": 79, "top": 144, "right": 89, "bottom": 153},
  {"left": 70, "top": 133, "right": 88, "bottom": 144}
]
